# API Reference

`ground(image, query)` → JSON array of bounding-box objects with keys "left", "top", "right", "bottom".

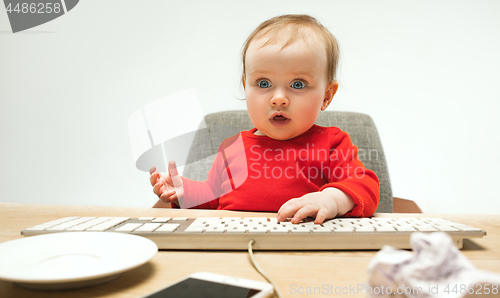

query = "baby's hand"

[
  {"left": 277, "top": 188, "right": 354, "bottom": 224},
  {"left": 149, "top": 160, "right": 184, "bottom": 205}
]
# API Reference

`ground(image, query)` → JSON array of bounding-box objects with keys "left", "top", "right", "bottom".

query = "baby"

[{"left": 150, "top": 15, "right": 379, "bottom": 224}]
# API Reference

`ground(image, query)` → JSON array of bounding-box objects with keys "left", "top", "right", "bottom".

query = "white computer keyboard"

[{"left": 21, "top": 216, "right": 486, "bottom": 250}]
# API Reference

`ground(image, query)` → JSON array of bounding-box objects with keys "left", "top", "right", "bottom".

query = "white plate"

[{"left": 0, "top": 232, "right": 158, "bottom": 290}]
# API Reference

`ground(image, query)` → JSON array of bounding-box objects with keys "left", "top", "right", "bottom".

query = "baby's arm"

[
  {"left": 149, "top": 161, "right": 184, "bottom": 207},
  {"left": 278, "top": 130, "right": 379, "bottom": 224},
  {"left": 277, "top": 188, "right": 354, "bottom": 224}
]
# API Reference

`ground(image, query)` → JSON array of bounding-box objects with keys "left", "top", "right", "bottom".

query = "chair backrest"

[{"left": 183, "top": 110, "right": 393, "bottom": 212}]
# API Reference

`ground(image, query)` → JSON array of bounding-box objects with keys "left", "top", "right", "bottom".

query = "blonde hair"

[{"left": 241, "top": 14, "right": 340, "bottom": 86}]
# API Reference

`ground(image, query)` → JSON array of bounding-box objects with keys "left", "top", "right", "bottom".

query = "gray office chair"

[{"left": 179, "top": 110, "right": 420, "bottom": 213}]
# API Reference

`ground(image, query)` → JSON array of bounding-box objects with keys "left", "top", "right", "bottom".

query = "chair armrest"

[
  {"left": 393, "top": 197, "right": 422, "bottom": 213},
  {"left": 152, "top": 200, "right": 180, "bottom": 209},
  {"left": 153, "top": 199, "right": 172, "bottom": 208}
]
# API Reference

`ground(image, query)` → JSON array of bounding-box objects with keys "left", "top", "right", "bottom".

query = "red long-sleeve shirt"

[{"left": 180, "top": 125, "right": 379, "bottom": 217}]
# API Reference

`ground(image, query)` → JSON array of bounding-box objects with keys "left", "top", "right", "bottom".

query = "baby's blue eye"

[
  {"left": 291, "top": 81, "right": 306, "bottom": 89},
  {"left": 258, "top": 80, "right": 271, "bottom": 88}
]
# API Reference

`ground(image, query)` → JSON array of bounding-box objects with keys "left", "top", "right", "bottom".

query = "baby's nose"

[{"left": 270, "top": 93, "right": 289, "bottom": 106}]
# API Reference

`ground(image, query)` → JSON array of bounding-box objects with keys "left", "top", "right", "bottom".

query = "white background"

[{"left": 1, "top": 0, "right": 499, "bottom": 213}]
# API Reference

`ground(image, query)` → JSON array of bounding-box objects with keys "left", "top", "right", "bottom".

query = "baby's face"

[{"left": 244, "top": 38, "right": 337, "bottom": 140}]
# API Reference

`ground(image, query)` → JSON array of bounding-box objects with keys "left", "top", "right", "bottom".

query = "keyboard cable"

[{"left": 247, "top": 240, "right": 283, "bottom": 298}]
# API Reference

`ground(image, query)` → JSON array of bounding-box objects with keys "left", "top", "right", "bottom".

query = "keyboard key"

[
  {"left": 355, "top": 227, "right": 375, "bottom": 233},
  {"left": 51, "top": 217, "right": 96, "bottom": 229},
  {"left": 375, "top": 226, "right": 396, "bottom": 232},
  {"left": 333, "top": 227, "right": 354, "bottom": 233},
  {"left": 226, "top": 229, "right": 246, "bottom": 233},
  {"left": 115, "top": 223, "right": 143, "bottom": 232},
  {"left": 152, "top": 217, "right": 171, "bottom": 223},
  {"left": 85, "top": 218, "right": 113, "bottom": 226},
  {"left": 184, "top": 227, "right": 205, "bottom": 233},
  {"left": 87, "top": 225, "right": 112, "bottom": 232},
  {"left": 270, "top": 227, "right": 289, "bottom": 233},
  {"left": 249, "top": 227, "right": 268, "bottom": 233},
  {"left": 395, "top": 226, "right": 417, "bottom": 232},
  {"left": 25, "top": 225, "right": 49, "bottom": 231},
  {"left": 312, "top": 227, "right": 333, "bottom": 233},
  {"left": 415, "top": 226, "right": 439, "bottom": 232},
  {"left": 190, "top": 222, "right": 208, "bottom": 227},
  {"left": 135, "top": 223, "right": 162, "bottom": 232},
  {"left": 46, "top": 217, "right": 80, "bottom": 226},
  {"left": 222, "top": 217, "right": 241, "bottom": 221},
  {"left": 291, "top": 227, "right": 310, "bottom": 233},
  {"left": 226, "top": 226, "right": 247, "bottom": 233},
  {"left": 46, "top": 224, "right": 74, "bottom": 231},
  {"left": 156, "top": 223, "right": 180, "bottom": 233},
  {"left": 66, "top": 225, "right": 91, "bottom": 231},
  {"left": 454, "top": 225, "right": 482, "bottom": 232},
  {"left": 205, "top": 226, "right": 224, "bottom": 233},
  {"left": 436, "top": 226, "right": 460, "bottom": 232}
]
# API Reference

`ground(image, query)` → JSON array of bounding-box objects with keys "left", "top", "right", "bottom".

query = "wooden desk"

[{"left": 1, "top": 202, "right": 499, "bottom": 298}]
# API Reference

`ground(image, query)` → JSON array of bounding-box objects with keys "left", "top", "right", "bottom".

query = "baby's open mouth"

[
  {"left": 269, "top": 114, "right": 291, "bottom": 127},
  {"left": 273, "top": 115, "right": 288, "bottom": 121}
]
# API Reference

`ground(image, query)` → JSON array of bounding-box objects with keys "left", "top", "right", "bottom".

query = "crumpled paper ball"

[{"left": 366, "top": 232, "right": 500, "bottom": 298}]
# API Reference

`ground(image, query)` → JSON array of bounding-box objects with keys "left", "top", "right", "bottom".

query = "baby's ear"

[{"left": 321, "top": 81, "right": 339, "bottom": 110}]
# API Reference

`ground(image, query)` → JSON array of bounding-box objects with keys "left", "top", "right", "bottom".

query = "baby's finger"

[
  {"left": 168, "top": 160, "right": 183, "bottom": 189},
  {"left": 290, "top": 204, "right": 319, "bottom": 224},
  {"left": 168, "top": 160, "right": 179, "bottom": 176},
  {"left": 160, "top": 190, "right": 176, "bottom": 202},
  {"left": 277, "top": 198, "right": 303, "bottom": 222},
  {"left": 158, "top": 173, "right": 168, "bottom": 184},
  {"left": 277, "top": 198, "right": 292, "bottom": 215},
  {"left": 314, "top": 209, "right": 329, "bottom": 224},
  {"left": 149, "top": 166, "right": 156, "bottom": 175},
  {"left": 152, "top": 181, "right": 164, "bottom": 197},
  {"left": 150, "top": 172, "right": 159, "bottom": 186}
]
